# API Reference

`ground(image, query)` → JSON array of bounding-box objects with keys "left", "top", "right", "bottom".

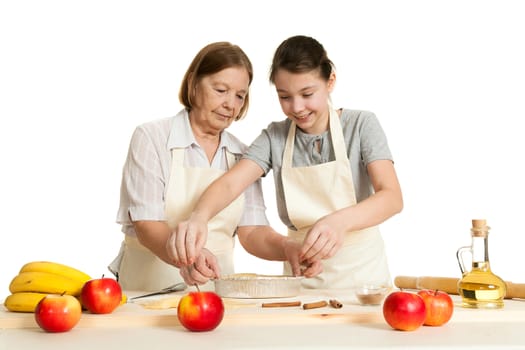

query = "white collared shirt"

[{"left": 117, "top": 109, "right": 269, "bottom": 236}]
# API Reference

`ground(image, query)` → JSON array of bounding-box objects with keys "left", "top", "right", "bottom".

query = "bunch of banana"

[
  {"left": 3, "top": 292, "right": 50, "bottom": 313},
  {"left": 4, "top": 261, "right": 92, "bottom": 313}
]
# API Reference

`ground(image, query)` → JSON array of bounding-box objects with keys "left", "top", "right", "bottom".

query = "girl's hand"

[
  {"left": 283, "top": 238, "right": 323, "bottom": 277},
  {"left": 300, "top": 215, "right": 345, "bottom": 263},
  {"left": 300, "top": 259, "right": 323, "bottom": 277},
  {"left": 282, "top": 238, "right": 304, "bottom": 277}
]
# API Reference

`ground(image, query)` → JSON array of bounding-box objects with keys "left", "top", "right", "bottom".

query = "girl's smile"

[{"left": 273, "top": 69, "right": 335, "bottom": 135}]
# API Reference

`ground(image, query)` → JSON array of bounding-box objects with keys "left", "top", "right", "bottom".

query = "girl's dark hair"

[
  {"left": 269, "top": 35, "right": 334, "bottom": 84},
  {"left": 179, "top": 42, "right": 253, "bottom": 120}
]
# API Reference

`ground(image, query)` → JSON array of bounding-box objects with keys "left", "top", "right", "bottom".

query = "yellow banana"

[
  {"left": 4, "top": 292, "right": 49, "bottom": 313},
  {"left": 19, "top": 261, "right": 91, "bottom": 284},
  {"left": 9, "top": 271, "right": 85, "bottom": 296}
]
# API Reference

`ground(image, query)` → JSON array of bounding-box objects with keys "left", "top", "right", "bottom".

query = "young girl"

[{"left": 168, "top": 35, "right": 403, "bottom": 289}]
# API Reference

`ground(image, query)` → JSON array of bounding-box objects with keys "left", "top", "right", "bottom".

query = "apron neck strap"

[
  {"left": 283, "top": 106, "right": 347, "bottom": 167},
  {"left": 171, "top": 148, "right": 184, "bottom": 167}
]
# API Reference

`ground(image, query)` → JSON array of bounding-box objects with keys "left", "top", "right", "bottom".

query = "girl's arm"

[{"left": 300, "top": 159, "right": 403, "bottom": 262}]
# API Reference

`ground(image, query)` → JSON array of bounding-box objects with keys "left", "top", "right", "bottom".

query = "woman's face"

[
  {"left": 191, "top": 66, "right": 250, "bottom": 133},
  {"left": 273, "top": 69, "right": 335, "bottom": 135}
]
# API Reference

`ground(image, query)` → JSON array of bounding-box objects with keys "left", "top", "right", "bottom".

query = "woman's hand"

[
  {"left": 299, "top": 215, "right": 345, "bottom": 263},
  {"left": 166, "top": 214, "right": 209, "bottom": 266},
  {"left": 179, "top": 249, "right": 220, "bottom": 285}
]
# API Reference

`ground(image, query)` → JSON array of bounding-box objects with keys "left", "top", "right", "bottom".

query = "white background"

[{"left": 1, "top": 0, "right": 524, "bottom": 297}]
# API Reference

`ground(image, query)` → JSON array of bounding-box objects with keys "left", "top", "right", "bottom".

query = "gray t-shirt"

[{"left": 243, "top": 109, "right": 393, "bottom": 230}]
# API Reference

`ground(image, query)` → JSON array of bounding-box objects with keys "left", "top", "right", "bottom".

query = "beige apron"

[
  {"left": 282, "top": 107, "right": 391, "bottom": 289},
  {"left": 113, "top": 148, "right": 244, "bottom": 292}
]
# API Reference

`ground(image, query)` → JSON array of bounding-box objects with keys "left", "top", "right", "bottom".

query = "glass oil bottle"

[{"left": 456, "top": 219, "right": 506, "bottom": 308}]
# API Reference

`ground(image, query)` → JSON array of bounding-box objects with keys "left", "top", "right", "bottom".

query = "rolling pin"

[{"left": 394, "top": 276, "right": 525, "bottom": 299}]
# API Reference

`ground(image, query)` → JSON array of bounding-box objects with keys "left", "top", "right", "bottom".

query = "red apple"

[
  {"left": 382, "top": 291, "right": 426, "bottom": 331},
  {"left": 80, "top": 277, "right": 122, "bottom": 314},
  {"left": 417, "top": 289, "right": 454, "bottom": 326},
  {"left": 35, "top": 294, "right": 82, "bottom": 332},
  {"left": 177, "top": 291, "right": 224, "bottom": 332}
]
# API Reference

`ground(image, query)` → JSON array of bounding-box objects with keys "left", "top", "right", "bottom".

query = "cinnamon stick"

[
  {"left": 261, "top": 301, "right": 301, "bottom": 308},
  {"left": 303, "top": 300, "right": 328, "bottom": 310},
  {"left": 329, "top": 299, "right": 343, "bottom": 309}
]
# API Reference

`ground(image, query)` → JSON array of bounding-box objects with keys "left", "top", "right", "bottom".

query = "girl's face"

[
  {"left": 191, "top": 66, "right": 249, "bottom": 134},
  {"left": 273, "top": 69, "right": 335, "bottom": 135}
]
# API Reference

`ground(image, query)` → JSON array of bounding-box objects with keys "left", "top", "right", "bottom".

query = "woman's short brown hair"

[{"left": 179, "top": 42, "right": 253, "bottom": 121}]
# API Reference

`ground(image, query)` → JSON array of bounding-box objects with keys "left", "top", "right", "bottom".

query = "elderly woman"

[{"left": 109, "top": 42, "right": 272, "bottom": 291}]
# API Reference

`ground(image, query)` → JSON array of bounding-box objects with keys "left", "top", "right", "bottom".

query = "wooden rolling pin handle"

[
  {"left": 393, "top": 276, "right": 418, "bottom": 289},
  {"left": 394, "top": 276, "right": 525, "bottom": 299},
  {"left": 394, "top": 276, "right": 460, "bottom": 295},
  {"left": 505, "top": 282, "right": 525, "bottom": 300}
]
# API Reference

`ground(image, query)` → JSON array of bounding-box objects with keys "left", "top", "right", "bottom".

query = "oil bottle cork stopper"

[
  {"left": 472, "top": 219, "right": 487, "bottom": 228},
  {"left": 471, "top": 219, "right": 489, "bottom": 237}
]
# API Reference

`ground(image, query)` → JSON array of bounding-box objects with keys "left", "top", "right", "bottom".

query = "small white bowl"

[{"left": 355, "top": 286, "right": 389, "bottom": 305}]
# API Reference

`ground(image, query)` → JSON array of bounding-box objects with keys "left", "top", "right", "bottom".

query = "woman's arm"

[
  {"left": 167, "top": 158, "right": 264, "bottom": 266},
  {"left": 237, "top": 225, "right": 287, "bottom": 261},
  {"left": 301, "top": 159, "right": 403, "bottom": 262},
  {"left": 134, "top": 220, "right": 173, "bottom": 264}
]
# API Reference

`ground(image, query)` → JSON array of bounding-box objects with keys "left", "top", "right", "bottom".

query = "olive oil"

[
  {"left": 456, "top": 220, "right": 506, "bottom": 309},
  {"left": 457, "top": 271, "right": 506, "bottom": 308}
]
